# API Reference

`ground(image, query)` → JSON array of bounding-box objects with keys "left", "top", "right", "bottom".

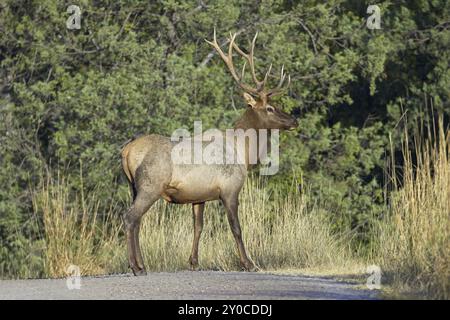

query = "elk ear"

[{"left": 243, "top": 92, "right": 257, "bottom": 109}]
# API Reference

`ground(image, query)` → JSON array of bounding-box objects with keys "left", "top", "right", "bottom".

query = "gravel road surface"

[{"left": 0, "top": 271, "right": 379, "bottom": 300}]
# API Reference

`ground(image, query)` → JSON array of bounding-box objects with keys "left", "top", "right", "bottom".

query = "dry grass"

[
  {"left": 139, "top": 178, "right": 356, "bottom": 272},
  {"left": 377, "top": 114, "right": 449, "bottom": 299},
  {"left": 32, "top": 171, "right": 126, "bottom": 278},
  {"left": 32, "top": 171, "right": 356, "bottom": 277}
]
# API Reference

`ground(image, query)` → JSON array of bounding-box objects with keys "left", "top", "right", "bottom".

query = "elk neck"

[{"left": 233, "top": 108, "right": 270, "bottom": 170}]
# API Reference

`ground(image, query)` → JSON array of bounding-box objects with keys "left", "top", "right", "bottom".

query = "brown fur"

[{"left": 121, "top": 101, "right": 297, "bottom": 276}]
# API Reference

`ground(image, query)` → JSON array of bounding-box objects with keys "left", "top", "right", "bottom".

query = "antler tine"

[
  {"left": 205, "top": 29, "right": 259, "bottom": 95},
  {"left": 268, "top": 65, "right": 291, "bottom": 97},
  {"left": 231, "top": 32, "right": 265, "bottom": 92},
  {"left": 228, "top": 32, "right": 238, "bottom": 75},
  {"left": 204, "top": 28, "right": 229, "bottom": 72},
  {"left": 262, "top": 63, "right": 272, "bottom": 88},
  {"left": 241, "top": 61, "right": 247, "bottom": 81},
  {"left": 279, "top": 65, "right": 286, "bottom": 86},
  {"left": 249, "top": 32, "right": 261, "bottom": 89}
]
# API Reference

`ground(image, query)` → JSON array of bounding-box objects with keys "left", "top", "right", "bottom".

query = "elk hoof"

[
  {"left": 242, "top": 261, "right": 258, "bottom": 272},
  {"left": 132, "top": 268, "right": 147, "bottom": 276},
  {"left": 189, "top": 256, "right": 199, "bottom": 271}
]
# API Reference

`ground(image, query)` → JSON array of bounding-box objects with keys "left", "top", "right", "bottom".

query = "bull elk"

[{"left": 121, "top": 30, "right": 298, "bottom": 275}]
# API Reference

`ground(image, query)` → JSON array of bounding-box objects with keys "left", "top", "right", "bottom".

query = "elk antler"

[
  {"left": 205, "top": 29, "right": 290, "bottom": 99},
  {"left": 205, "top": 29, "right": 259, "bottom": 96},
  {"left": 267, "top": 65, "right": 291, "bottom": 97}
]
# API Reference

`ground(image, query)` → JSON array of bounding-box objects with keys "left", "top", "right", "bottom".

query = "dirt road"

[{"left": 0, "top": 271, "right": 379, "bottom": 300}]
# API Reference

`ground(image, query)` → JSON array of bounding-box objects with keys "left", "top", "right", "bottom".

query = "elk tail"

[{"left": 121, "top": 141, "right": 137, "bottom": 201}]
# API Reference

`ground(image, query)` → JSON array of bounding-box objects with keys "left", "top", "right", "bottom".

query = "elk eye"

[{"left": 266, "top": 106, "right": 275, "bottom": 113}]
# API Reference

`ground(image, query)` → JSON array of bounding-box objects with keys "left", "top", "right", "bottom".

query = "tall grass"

[
  {"left": 31, "top": 171, "right": 126, "bottom": 277},
  {"left": 139, "top": 178, "right": 355, "bottom": 272},
  {"left": 377, "top": 114, "right": 449, "bottom": 299},
  {"left": 31, "top": 171, "right": 354, "bottom": 277}
]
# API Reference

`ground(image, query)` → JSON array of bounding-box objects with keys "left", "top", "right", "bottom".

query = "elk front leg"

[
  {"left": 189, "top": 202, "right": 205, "bottom": 270},
  {"left": 221, "top": 193, "right": 256, "bottom": 271}
]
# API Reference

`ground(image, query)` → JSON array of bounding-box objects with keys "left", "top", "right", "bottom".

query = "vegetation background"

[{"left": 0, "top": 0, "right": 448, "bottom": 298}]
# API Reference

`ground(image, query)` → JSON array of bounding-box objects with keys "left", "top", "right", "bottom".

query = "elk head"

[{"left": 206, "top": 30, "right": 298, "bottom": 130}]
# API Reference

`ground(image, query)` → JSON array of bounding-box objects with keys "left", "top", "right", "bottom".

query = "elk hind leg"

[{"left": 124, "top": 191, "right": 158, "bottom": 276}]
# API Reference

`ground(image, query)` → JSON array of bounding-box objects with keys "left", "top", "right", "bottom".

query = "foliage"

[{"left": 0, "top": 0, "right": 449, "bottom": 279}]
